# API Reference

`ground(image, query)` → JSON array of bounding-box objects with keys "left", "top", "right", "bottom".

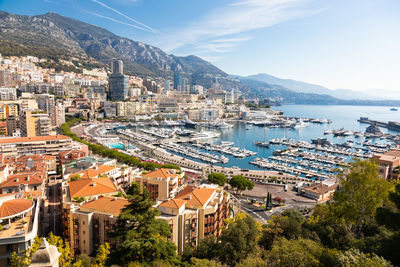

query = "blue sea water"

[{"left": 200, "top": 105, "right": 400, "bottom": 170}]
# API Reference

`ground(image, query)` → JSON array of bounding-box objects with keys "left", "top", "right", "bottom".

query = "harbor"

[{"left": 79, "top": 105, "right": 400, "bottom": 182}]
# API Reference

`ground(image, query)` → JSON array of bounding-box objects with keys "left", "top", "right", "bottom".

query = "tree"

[
  {"left": 330, "top": 159, "right": 393, "bottom": 236},
  {"left": 336, "top": 248, "right": 392, "bottom": 267},
  {"left": 92, "top": 242, "right": 110, "bottom": 267},
  {"left": 265, "top": 238, "right": 337, "bottom": 267},
  {"left": 10, "top": 233, "right": 71, "bottom": 267},
  {"left": 218, "top": 215, "right": 260, "bottom": 265},
  {"left": 376, "top": 183, "right": 400, "bottom": 230},
  {"left": 208, "top": 173, "right": 227, "bottom": 186},
  {"left": 229, "top": 175, "right": 254, "bottom": 193},
  {"left": 108, "top": 183, "right": 178, "bottom": 266}
]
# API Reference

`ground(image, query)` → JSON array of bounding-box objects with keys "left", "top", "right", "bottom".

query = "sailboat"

[{"left": 255, "top": 123, "right": 270, "bottom": 147}]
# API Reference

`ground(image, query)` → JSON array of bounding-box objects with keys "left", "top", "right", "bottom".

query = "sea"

[{"left": 188, "top": 105, "right": 400, "bottom": 170}]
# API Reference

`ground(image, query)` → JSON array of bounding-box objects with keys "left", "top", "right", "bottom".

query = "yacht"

[
  {"left": 190, "top": 131, "right": 221, "bottom": 139},
  {"left": 390, "top": 107, "right": 398, "bottom": 111}
]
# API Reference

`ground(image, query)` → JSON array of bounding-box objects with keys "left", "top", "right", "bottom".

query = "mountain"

[
  {"left": 239, "top": 77, "right": 400, "bottom": 106},
  {"left": 246, "top": 73, "right": 383, "bottom": 100},
  {"left": 0, "top": 11, "right": 227, "bottom": 84}
]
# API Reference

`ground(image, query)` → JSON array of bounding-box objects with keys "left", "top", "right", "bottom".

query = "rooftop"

[
  {"left": 159, "top": 198, "right": 186, "bottom": 209},
  {"left": 71, "top": 165, "right": 116, "bottom": 179},
  {"left": 142, "top": 168, "right": 177, "bottom": 180},
  {"left": 0, "top": 135, "right": 71, "bottom": 144},
  {"left": 80, "top": 196, "right": 129, "bottom": 216},
  {"left": 0, "top": 173, "right": 45, "bottom": 188},
  {"left": 68, "top": 177, "right": 118, "bottom": 198},
  {"left": 304, "top": 183, "right": 337, "bottom": 195},
  {"left": 175, "top": 186, "right": 216, "bottom": 208},
  {"left": 0, "top": 199, "right": 34, "bottom": 219}
]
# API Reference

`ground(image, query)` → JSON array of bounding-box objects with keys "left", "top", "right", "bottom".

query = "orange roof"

[
  {"left": 73, "top": 165, "right": 116, "bottom": 179},
  {"left": 0, "top": 199, "right": 34, "bottom": 218},
  {"left": 68, "top": 178, "right": 118, "bottom": 198},
  {"left": 159, "top": 198, "right": 186, "bottom": 209},
  {"left": 142, "top": 169, "right": 177, "bottom": 180},
  {"left": 175, "top": 186, "right": 215, "bottom": 207},
  {"left": 80, "top": 196, "right": 129, "bottom": 216},
  {"left": 0, "top": 135, "right": 71, "bottom": 144},
  {"left": 0, "top": 173, "right": 44, "bottom": 188}
]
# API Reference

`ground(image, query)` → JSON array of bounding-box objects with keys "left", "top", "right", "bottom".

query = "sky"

[{"left": 1, "top": 0, "right": 400, "bottom": 97}]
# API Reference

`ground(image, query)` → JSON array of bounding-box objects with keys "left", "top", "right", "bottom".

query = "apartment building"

[
  {"left": 20, "top": 110, "right": 51, "bottom": 137},
  {"left": 63, "top": 177, "right": 119, "bottom": 203},
  {"left": 62, "top": 196, "right": 128, "bottom": 255},
  {"left": 0, "top": 135, "right": 75, "bottom": 157},
  {"left": 0, "top": 102, "right": 18, "bottom": 120},
  {"left": 135, "top": 168, "right": 185, "bottom": 201},
  {"left": 373, "top": 149, "right": 400, "bottom": 180},
  {"left": 0, "top": 193, "right": 40, "bottom": 266},
  {"left": 157, "top": 185, "right": 230, "bottom": 252}
]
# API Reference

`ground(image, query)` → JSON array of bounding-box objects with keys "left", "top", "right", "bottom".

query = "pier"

[{"left": 358, "top": 117, "right": 400, "bottom": 132}]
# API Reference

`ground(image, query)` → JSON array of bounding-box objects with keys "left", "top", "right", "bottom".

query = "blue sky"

[{"left": 1, "top": 0, "right": 400, "bottom": 96}]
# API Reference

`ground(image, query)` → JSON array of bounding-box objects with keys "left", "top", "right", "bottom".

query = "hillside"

[
  {"left": 0, "top": 11, "right": 227, "bottom": 84},
  {"left": 246, "top": 73, "right": 381, "bottom": 100}
]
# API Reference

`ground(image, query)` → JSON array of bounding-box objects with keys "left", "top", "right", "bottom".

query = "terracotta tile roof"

[
  {"left": 142, "top": 168, "right": 177, "bottom": 180},
  {"left": 59, "top": 150, "right": 85, "bottom": 159},
  {"left": 0, "top": 135, "right": 71, "bottom": 144},
  {"left": 80, "top": 196, "right": 129, "bottom": 216},
  {"left": 72, "top": 165, "right": 116, "bottom": 179},
  {"left": 0, "top": 173, "right": 45, "bottom": 188},
  {"left": 68, "top": 178, "right": 118, "bottom": 198},
  {"left": 304, "top": 183, "right": 337, "bottom": 195},
  {"left": 0, "top": 199, "right": 34, "bottom": 218},
  {"left": 159, "top": 198, "right": 186, "bottom": 209},
  {"left": 175, "top": 186, "right": 215, "bottom": 207}
]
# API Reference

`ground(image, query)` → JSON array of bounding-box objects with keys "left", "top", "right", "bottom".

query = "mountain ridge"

[{"left": 245, "top": 73, "right": 386, "bottom": 100}]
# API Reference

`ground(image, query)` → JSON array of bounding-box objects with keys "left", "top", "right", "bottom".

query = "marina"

[{"left": 83, "top": 105, "right": 400, "bottom": 181}]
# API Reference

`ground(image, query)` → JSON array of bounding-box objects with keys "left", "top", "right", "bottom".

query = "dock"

[{"left": 358, "top": 117, "right": 400, "bottom": 132}]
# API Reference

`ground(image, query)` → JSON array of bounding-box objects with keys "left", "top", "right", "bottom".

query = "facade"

[
  {"left": 0, "top": 102, "right": 18, "bottom": 120},
  {"left": 20, "top": 110, "right": 51, "bottom": 137},
  {"left": 157, "top": 185, "right": 230, "bottom": 252},
  {"left": 62, "top": 196, "right": 128, "bottom": 256},
  {"left": 0, "top": 135, "right": 74, "bottom": 157},
  {"left": 108, "top": 59, "right": 127, "bottom": 101},
  {"left": 135, "top": 168, "right": 185, "bottom": 201},
  {"left": 200, "top": 108, "right": 220, "bottom": 121},
  {"left": 373, "top": 149, "right": 400, "bottom": 180},
  {"left": 0, "top": 194, "right": 40, "bottom": 266},
  {"left": 0, "top": 88, "right": 17, "bottom": 101},
  {"left": 36, "top": 95, "right": 57, "bottom": 126},
  {"left": 174, "top": 72, "right": 182, "bottom": 91},
  {"left": 301, "top": 183, "right": 338, "bottom": 202}
]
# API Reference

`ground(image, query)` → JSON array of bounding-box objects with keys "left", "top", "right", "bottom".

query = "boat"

[
  {"left": 190, "top": 131, "right": 221, "bottom": 139},
  {"left": 183, "top": 117, "right": 197, "bottom": 128},
  {"left": 255, "top": 141, "right": 270, "bottom": 147},
  {"left": 390, "top": 107, "right": 398, "bottom": 111}
]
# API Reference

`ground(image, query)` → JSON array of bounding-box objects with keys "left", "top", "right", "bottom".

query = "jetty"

[{"left": 358, "top": 117, "right": 400, "bottom": 132}]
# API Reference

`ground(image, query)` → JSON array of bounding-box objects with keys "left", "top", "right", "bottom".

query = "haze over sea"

[{"left": 202, "top": 105, "right": 400, "bottom": 170}]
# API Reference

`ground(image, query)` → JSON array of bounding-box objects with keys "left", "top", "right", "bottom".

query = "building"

[
  {"left": 64, "top": 177, "right": 119, "bottom": 202},
  {"left": 20, "top": 110, "right": 51, "bottom": 137},
  {"left": 157, "top": 185, "right": 230, "bottom": 252},
  {"left": 36, "top": 95, "right": 57, "bottom": 126},
  {"left": 111, "top": 59, "right": 123, "bottom": 74},
  {"left": 6, "top": 115, "right": 20, "bottom": 137},
  {"left": 135, "top": 168, "right": 185, "bottom": 201},
  {"left": 0, "top": 121, "right": 7, "bottom": 136},
  {"left": 62, "top": 196, "right": 128, "bottom": 255},
  {"left": 200, "top": 108, "right": 220, "bottom": 121},
  {"left": 108, "top": 59, "right": 128, "bottom": 101},
  {"left": 373, "top": 149, "right": 400, "bottom": 180},
  {"left": 58, "top": 150, "right": 87, "bottom": 165},
  {"left": 103, "top": 101, "right": 117, "bottom": 118},
  {"left": 301, "top": 182, "right": 338, "bottom": 202},
  {"left": 0, "top": 194, "right": 40, "bottom": 266},
  {"left": 0, "top": 135, "right": 76, "bottom": 157},
  {"left": 165, "top": 80, "right": 173, "bottom": 92},
  {"left": 174, "top": 72, "right": 182, "bottom": 91},
  {"left": 0, "top": 102, "right": 18, "bottom": 120},
  {"left": 0, "top": 88, "right": 17, "bottom": 100}
]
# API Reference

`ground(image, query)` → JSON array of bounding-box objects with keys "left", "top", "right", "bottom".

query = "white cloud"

[{"left": 159, "top": 0, "right": 318, "bottom": 57}]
